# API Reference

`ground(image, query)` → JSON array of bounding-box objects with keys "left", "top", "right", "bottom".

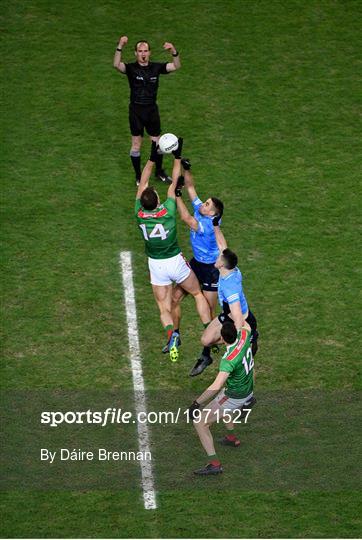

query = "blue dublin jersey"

[
  {"left": 190, "top": 198, "right": 220, "bottom": 264},
  {"left": 218, "top": 267, "right": 249, "bottom": 315}
]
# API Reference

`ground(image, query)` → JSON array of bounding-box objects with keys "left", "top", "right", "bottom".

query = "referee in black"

[{"left": 113, "top": 36, "right": 181, "bottom": 185}]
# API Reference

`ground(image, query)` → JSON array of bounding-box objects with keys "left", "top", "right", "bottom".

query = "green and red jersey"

[
  {"left": 135, "top": 197, "right": 181, "bottom": 259},
  {"left": 219, "top": 328, "right": 254, "bottom": 398}
]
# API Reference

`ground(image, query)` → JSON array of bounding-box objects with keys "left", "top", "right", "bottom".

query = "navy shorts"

[
  {"left": 218, "top": 307, "right": 259, "bottom": 349},
  {"left": 129, "top": 103, "right": 161, "bottom": 137},
  {"left": 189, "top": 257, "right": 219, "bottom": 292}
]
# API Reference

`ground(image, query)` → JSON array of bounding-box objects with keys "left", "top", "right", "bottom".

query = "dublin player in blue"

[
  {"left": 192, "top": 216, "right": 259, "bottom": 376},
  {"left": 162, "top": 158, "right": 224, "bottom": 371}
]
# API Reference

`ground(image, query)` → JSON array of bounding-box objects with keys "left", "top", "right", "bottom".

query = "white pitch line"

[{"left": 119, "top": 251, "right": 157, "bottom": 510}]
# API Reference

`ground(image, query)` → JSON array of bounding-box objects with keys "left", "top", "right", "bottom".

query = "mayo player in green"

[
  {"left": 187, "top": 320, "right": 255, "bottom": 475},
  {"left": 135, "top": 140, "right": 211, "bottom": 361}
]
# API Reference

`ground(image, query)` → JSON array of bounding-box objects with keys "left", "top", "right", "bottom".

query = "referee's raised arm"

[
  {"left": 163, "top": 42, "right": 181, "bottom": 72},
  {"left": 113, "top": 35, "right": 128, "bottom": 73}
]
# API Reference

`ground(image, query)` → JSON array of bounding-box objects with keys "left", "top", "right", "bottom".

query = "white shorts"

[
  {"left": 148, "top": 253, "right": 191, "bottom": 286},
  {"left": 210, "top": 389, "right": 254, "bottom": 412}
]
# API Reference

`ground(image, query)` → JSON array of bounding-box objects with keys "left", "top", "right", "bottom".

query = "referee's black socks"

[{"left": 130, "top": 151, "right": 141, "bottom": 180}]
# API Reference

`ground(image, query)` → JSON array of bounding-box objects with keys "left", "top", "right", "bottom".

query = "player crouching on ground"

[{"left": 187, "top": 320, "right": 255, "bottom": 476}]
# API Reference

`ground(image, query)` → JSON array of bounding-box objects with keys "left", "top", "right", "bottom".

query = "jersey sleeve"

[
  {"left": 227, "top": 293, "right": 240, "bottom": 305},
  {"left": 156, "top": 62, "right": 169, "bottom": 75},
  {"left": 224, "top": 279, "right": 240, "bottom": 305},
  {"left": 219, "top": 357, "right": 235, "bottom": 374},
  {"left": 191, "top": 197, "right": 202, "bottom": 211},
  {"left": 151, "top": 62, "right": 169, "bottom": 75}
]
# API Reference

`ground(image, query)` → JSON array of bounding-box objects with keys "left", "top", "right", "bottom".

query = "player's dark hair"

[
  {"left": 221, "top": 321, "right": 237, "bottom": 344},
  {"left": 140, "top": 187, "right": 158, "bottom": 210},
  {"left": 135, "top": 40, "right": 151, "bottom": 51},
  {"left": 211, "top": 197, "right": 224, "bottom": 217},
  {"left": 222, "top": 248, "right": 238, "bottom": 270}
]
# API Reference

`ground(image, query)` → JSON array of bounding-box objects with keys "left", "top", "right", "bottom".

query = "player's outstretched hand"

[
  {"left": 118, "top": 36, "right": 128, "bottom": 47},
  {"left": 175, "top": 175, "right": 185, "bottom": 197},
  {"left": 181, "top": 158, "right": 191, "bottom": 171},
  {"left": 149, "top": 141, "right": 159, "bottom": 162},
  {"left": 172, "top": 137, "right": 183, "bottom": 159},
  {"left": 186, "top": 400, "right": 200, "bottom": 421}
]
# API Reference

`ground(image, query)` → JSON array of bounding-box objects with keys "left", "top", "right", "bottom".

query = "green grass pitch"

[{"left": 1, "top": 0, "right": 361, "bottom": 537}]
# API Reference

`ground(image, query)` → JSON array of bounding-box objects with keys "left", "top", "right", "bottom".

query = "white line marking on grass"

[{"left": 119, "top": 251, "right": 157, "bottom": 510}]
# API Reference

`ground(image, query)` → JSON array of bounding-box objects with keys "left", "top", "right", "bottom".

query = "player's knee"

[{"left": 191, "top": 289, "right": 204, "bottom": 302}]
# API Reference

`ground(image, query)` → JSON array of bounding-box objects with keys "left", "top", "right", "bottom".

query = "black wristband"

[
  {"left": 116, "top": 47, "right": 122, "bottom": 52},
  {"left": 172, "top": 50, "right": 179, "bottom": 57}
]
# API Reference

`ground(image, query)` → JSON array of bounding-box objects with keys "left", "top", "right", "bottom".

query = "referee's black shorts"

[
  {"left": 189, "top": 257, "right": 219, "bottom": 292},
  {"left": 129, "top": 103, "right": 161, "bottom": 137}
]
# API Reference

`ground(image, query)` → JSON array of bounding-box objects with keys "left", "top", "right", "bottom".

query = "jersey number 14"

[{"left": 139, "top": 223, "right": 169, "bottom": 241}]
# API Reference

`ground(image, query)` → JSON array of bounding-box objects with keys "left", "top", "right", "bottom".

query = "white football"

[{"left": 158, "top": 133, "right": 178, "bottom": 154}]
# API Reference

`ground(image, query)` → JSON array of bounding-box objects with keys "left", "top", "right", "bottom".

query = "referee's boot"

[
  {"left": 190, "top": 354, "right": 213, "bottom": 377},
  {"left": 155, "top": 169, "right": 172, "bottom": 184},
  {"left": 193, "top": 461, "right": 223, "bottom": 476}
]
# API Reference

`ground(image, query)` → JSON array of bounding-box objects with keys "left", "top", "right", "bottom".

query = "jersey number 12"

[{"left": 242, "top": 347, "right": 254, "bottom": 374}]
